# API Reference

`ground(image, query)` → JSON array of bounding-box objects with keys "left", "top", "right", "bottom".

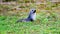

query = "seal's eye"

[{"left": 32, "top": 10, "right": 33, "bottom": 11}]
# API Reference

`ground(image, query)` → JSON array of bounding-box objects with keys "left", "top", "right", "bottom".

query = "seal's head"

[
  {"left": 29, "top": 8, "right": 36, "bottom": 14},
  {"left": 28, "top": 8, "right": 36, "bottom": 21}
]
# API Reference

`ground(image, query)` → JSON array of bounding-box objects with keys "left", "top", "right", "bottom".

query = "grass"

[
  {"left": 0, "top": 10, "right": 60, "bottom": 34},
  {"left": 0, "top": 1, "right": 60, "bottom": 34}
]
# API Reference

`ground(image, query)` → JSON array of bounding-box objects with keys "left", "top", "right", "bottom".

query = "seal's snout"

[{"left": 33, "top": 10, "right": 36, "bottom": 13}]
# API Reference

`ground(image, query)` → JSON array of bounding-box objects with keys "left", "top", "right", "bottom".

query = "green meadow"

[{"left": 0, "top": 0, "right": 60, "bottom": 34}]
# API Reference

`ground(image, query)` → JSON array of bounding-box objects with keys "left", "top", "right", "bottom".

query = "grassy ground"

[
  {"left": 0, "top": 10, "right": 60, "bottom": 34},
  {"left": 0, "top": 1, "right": 60, "bottom": 34}
]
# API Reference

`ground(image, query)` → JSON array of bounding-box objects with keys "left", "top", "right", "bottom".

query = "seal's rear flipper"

[{"left": 16, "top": 19, "right": 23, "bottom": 23}]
